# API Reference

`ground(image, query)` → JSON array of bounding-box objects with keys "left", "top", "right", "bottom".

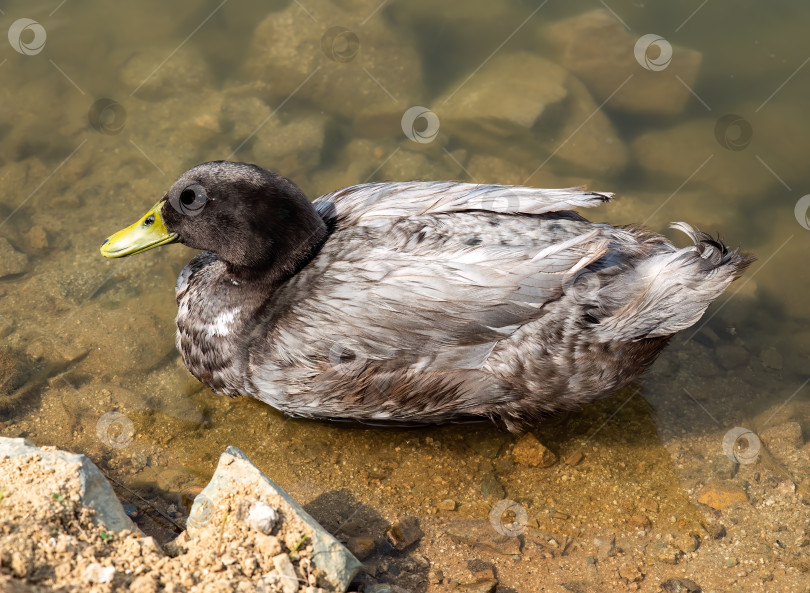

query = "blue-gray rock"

[
  {"left": 0, "top": 437, "right": 135, "bottom": 533},
  {"left": 187, "top": 446, "right": 362, "bottom": 592}
]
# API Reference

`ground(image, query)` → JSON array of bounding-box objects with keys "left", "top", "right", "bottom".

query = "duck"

[{"left": 100, "top": 161, "right": 753, "bottom": 432}]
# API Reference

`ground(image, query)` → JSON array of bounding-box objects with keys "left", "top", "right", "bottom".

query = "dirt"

[{"left": 0, "top": 449, "right": 328, "bottom": 593}]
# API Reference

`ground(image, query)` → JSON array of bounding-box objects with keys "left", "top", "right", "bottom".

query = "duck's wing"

[
  {"left": 271, "top": 182, "right": 614, "bottom": 372},
  {"left": 314, "top": 181, "right": 612, "bottom": 225}
]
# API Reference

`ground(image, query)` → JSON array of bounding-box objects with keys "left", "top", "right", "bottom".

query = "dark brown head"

[{"left": 101, "top": 161, "right": 328, "bottom": 281}]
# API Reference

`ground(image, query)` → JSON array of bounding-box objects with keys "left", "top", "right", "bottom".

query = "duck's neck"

[{"left": 224, "top": 215, "right": 330, "bottom": 289}]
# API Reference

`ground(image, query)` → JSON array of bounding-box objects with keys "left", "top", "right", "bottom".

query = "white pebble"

[{"left": 248, "top": 500, "right": 279, "bottom": 535}]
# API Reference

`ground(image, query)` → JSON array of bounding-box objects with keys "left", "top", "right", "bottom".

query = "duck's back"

[{"left": 231, "top": 182, "right": 751, "bottom": 430}]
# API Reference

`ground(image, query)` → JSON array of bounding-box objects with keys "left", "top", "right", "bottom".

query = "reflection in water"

[{"left": 1, "top": 0, "right": 809, "bottom": 590}]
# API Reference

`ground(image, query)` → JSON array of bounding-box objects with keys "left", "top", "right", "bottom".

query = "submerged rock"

[
  {"left": 511, "top": 433, "right": 557, "bottom": 468},
  {"left": 542, "top": 9, "right": 703, "bottom": 116},
  {"left": 631, "top": 120, "right": 776, "bottom": 197},
  {"left": 696, "top": 480, "right": 748, "bottom": 510},
  {"left": 187, "top": 446, "right": 362, "bottom": 592},
  {"left": 385, "top": 516, "right": 424, "bottom": 551},
  {"left": 251, "top": 113, "right": 329, "bottom": 180},
  {"left": 243, "top": 1, "right": 424, "bottom": 125},
  {"left": 0, "top": 437, "right": 135, "bottom": 533},
  {"left": 436, "top": 52, "right": 567, "bottom": 154},
  {"left": 0, "top": 238, "right": 29, "bottom": 278},
  {"left": 550, "top": 75, "right": 628, "bottom": 177},
  {"left": 120, "top": 46, "right": 213, "bottom": 102}
]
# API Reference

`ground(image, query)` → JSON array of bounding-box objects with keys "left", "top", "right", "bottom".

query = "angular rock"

[
  {"left": 661, "top": 577, "right": 702, "bottom": 593},
  {"left": 243, "top": 1, "right": 424, "bottom": 125},
  {"left": 386, "top": 516, "right": 424, "bottom": 550},
  {"left": 437, "top": 499, "right": 456, "bottom": 511},
  {"left": 511, "top": 433, "right": 557, "bottom": 468},
  {"left": 437, "top": 52, "right": 567, "bottom": 154},
  {"left": 715, "top": 344, "right": 749, "bottom": 370},
  {"left": 251, "top": 113, "right": 329, "bottom": 179},
  {"left": 0, "top": 437, "right": 135, "bottom": 533},
  {"left": 440, "top": 51, "right": 567, "bottom": 129},
  {"left": 542, "top": 9, "right": 703, "bottom": 116},
  {"left": 187, "top": 446, "right": 361, "bottom": 592},
  {"left": 345, "top": 536, "right": 375, "bottom": 560},
  {"left": 555, "top": 75, "right": 628, "bottom": 176},
  {"left": 273, "top": 552, "right": 299, "bottom": 593},
  {"left": 697, "top": 480, "right": 748, "bottom": 510},
  {"left": 759, "top": 347, "right": 783, "bottom": 371},
  {"left": 458, "top": 579, "right": 498, "bottom": 593},
  {"left": 377, "top": 145, "right": 457, "bottom": 182},
  {"left": 120, "top": 46, "right": 213, "bottom": 102},
  {"left": 631, "top": 120, "right": 776, "bottom": 197},
  {"left": 0, "top": 238, "right": 28, "bottom": 278}
]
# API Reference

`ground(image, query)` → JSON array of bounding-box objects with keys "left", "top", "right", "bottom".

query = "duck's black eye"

[{"left": 170, "top": 184, "right": 208, "bottom": 217}]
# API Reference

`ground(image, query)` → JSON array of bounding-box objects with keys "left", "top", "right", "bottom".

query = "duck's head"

[{"left": 100, "top": 161, "right": 328, "bottom": 278}]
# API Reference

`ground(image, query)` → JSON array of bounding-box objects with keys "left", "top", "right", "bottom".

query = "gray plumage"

[{"left": 161, "top": 162, "right": 753, "bottom": 432}]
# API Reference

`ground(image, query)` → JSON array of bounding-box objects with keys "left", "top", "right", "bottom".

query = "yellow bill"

[{"left": 100, "top": 201, "right": 178, "bottom": 258}]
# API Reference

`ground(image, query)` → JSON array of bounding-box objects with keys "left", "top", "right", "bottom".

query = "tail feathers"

[{"left": 595, "top": 223, "right": 754, "bottom": 341}]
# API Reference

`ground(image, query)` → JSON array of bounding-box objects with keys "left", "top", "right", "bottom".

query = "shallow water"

[{"left": 1, "top": 0, "right": 809, "bottom": 591}]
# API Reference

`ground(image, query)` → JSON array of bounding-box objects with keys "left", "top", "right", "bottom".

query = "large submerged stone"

[
  {"left": 187, "top": 446, "right": 362, "bottom": 592},
  {"left": 0, "top": 437, "right": 135, "bottom": 533},
  {"left": 631, "top": 119, "right": 776, "bottom": 197},
  {"left": 243, "top": 0, "right": 424, "bottom": 127},
  {"left": 436, "top": 51, "right": 568, "bottom": 154},
  {"left": 542, "top": 9, "right": 703, "bottom": 116},
  {"left": 550, "top": 75, "right": 628, "bottom": 177},
  {"left": 0, "top": 238, "right": 28, "bottom": 279}
]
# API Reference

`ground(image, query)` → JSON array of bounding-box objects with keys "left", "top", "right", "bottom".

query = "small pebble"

[
  {"left": 272, "top": 553, "right": 298, "bottom": 593},
  {"left": 386, "top": 516, "right": 424, "bottom": 550},
  {"left": 564, "top": 451, "right": 584, "bottom": 466},
  {"left": 437, "top": 499, "right": 456, "bottom": 511},
  {"left": 246, "top": 500, "right": 279, "bottom": 535},
  {"left": 511, "top": 433, "right": 557, "bottom": 468},
  {"left": 84, "top": 563, "right": 115, "bottom": 584}
]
